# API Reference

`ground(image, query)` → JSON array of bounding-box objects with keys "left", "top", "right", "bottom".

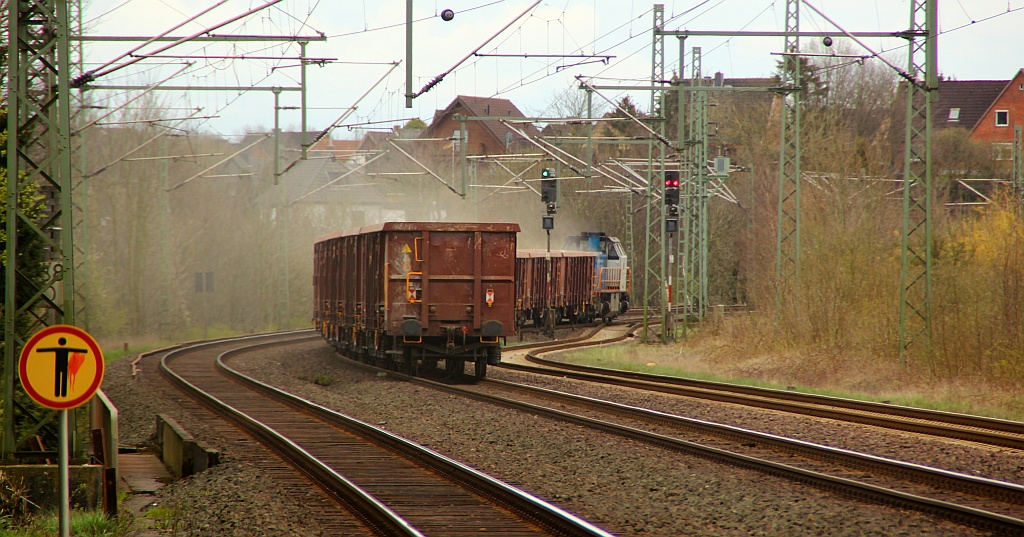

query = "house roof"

[
  {"left": 255, "top": 156, "right": 391, "bottom": 209},
  {"left": 358, "top": 131, "right": 393, "bottom": 151},
  {"left": 424, "top": 95, "right": 539, "bottom": 149},
  {"left": 309, "top": 137, "right": 360, "bottom": 153},
  {"left": 712, "top": 76, "right": 776, "bottom": 108},
  {"left": 932, "top": 79, "right": 1009, "bottom": 131},
  {"left": 972, "top": 68, "right": 1024, "bottom": 132},
  {"left": 718, "top": 77, "right": 776, "bottom": 88}
]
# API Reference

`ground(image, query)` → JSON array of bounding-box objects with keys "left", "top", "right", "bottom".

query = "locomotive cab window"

[
  {"left": 601, "top": 242, "right": 618, "bottom": 260},
  {"left": 603, "top": 238, "right": 625, "bottom": 260}
]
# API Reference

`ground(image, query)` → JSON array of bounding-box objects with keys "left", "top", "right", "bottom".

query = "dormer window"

[
  {"left": 996, "top": 110, "right": 1009, "bottom": 127},
  {"left": 947, "top": 108, "right": 960, "bottom": 121}
]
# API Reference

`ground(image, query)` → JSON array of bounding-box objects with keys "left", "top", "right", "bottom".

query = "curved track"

[
  {"left": 511, "top": 350, "right": 1024, "bottom": 450},
  {"left": 159, "top": 332, "right": 614, "bottom": 537},
  {"left": 374, "top": 366, "right": 1024, "bottom": 534},
  {"left": 484, "top": 326, "right": 1024, "bottom": 534}
]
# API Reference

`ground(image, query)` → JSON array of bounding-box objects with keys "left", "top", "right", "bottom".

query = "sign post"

[{"left": 19, "top": 325, "right": 104, "bottom": 537}]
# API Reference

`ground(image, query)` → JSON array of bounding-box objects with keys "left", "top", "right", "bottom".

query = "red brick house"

[
  {"left": 933, "top": 69, "right": 1024, "bottom": 159},
  {"left": 422, "top": 95, "right": 539, "bottom": 155}
]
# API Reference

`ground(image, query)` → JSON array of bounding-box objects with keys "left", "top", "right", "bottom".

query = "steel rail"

[
  {"left": 388, "top": 369, "right": 1024, "bottom": 535},
  {"left": 160, "top": 333, "right": 614, "bottom": 536},
  {"left": 481, "top": 377, "right": 1024, "bottom": 506},
  {"left": 159, "top": 334, "right": 423, "bottom": 537},
  {"left": 215, "top": 341, "right": 615, "bottom": 537},
  {"left": 509, "top": 355, "right": 1024, "bottom": 449}
]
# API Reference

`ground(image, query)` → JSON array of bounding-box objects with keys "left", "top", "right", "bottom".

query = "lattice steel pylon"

[
  {"left": 4, "top": 0, "right": 77, "bottom": 459},
  {"left": 681, "top": 47, "right": 708, "bottom": 321},
  {"left": 898, "top": 0, "right": 937, "bottom": 362},
  {"left": 642, "top": 4, "right": 667, "bottom": 342},
  {"left": 775, "top": 0, "right": 801, "bottom": 305},
  {"left": 1014, "top": 125, "right": 1023, "bottom": 207},
  {"left": 69, "top": 0, "right": 89, "bottom": 330}
]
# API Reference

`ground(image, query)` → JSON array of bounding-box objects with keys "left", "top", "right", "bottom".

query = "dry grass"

[{"left": 563, "top": 314, "right": 1024, "bottom": 421}]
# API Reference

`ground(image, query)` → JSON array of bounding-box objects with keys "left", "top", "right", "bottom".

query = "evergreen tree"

[{"left": 774, "top": 56, "right": 829, "bottom": 106}]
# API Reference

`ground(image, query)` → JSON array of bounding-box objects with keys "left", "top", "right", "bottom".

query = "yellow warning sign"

[
  {"left": 401, "top": 244, "right": 412, "bottom": 254},
  {"left": 19, "top": 325, "right": 105, "bottom": 410}
]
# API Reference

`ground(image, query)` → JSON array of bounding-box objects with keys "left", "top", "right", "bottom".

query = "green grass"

[
  {"left": 299, "top": 374, "right": 337, "bottom": 387},
  {"left": 0, "top": 510, "right": 131, "bottom": 537},
  {"left": 101, "top": 344, "right": 169, "bottom": 364},
  {"left": 144, "top": 506, "right": 182, "bottom": 532}
]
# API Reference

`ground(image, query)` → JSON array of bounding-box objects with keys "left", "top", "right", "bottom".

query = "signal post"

[{"left": 540, "top": 167, "right": 558, "bottom": 337}]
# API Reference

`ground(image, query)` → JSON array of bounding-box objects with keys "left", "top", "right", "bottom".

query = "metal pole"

[
  {"left": 546, "top": 231, "right": 553, "bottom": 338},
  {"left": 6, "top": 0, "right": 76, "bottom": 459},
  {"left": 284, "top": 208, "right": 290, "bottom": 324},
  {"left": 273, "top": 87, "right": 282, "bottom": 182},
  {"left": 642, "top": 4, "right": 665, "bottom": 343},
  {"left": 4, "top": 0, "right": 21, "bottom": 461},
  {"left": 59, "top": 410, "right": 70, "bottom": 537},
  {"left": 406, "top": 0, "right": 413, "bottom": 108},
  {"left": 898, "top": 0, "right": 936, "bottom": 361},
  {"left": 585, "top": 89, "right": 594, "bottom": 179},
  {"left": 776, "top": 0, "right": 802, "bottom": 315},
  {"left": 460, "top": 118, "right": 468, "bottom": 198},
  {"left": 1014, "top": 126, "right": 1023, "bottom": 208},
  {"left": 676, "top": 37, "right": 688, "bottom": 336},
  {"left": 300, "top": 42, "right": 308, "bottom": 160}
]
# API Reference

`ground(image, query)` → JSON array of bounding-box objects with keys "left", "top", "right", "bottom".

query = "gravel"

[{"left": 102, "top": 338, "right": 998, "bottom": 536}]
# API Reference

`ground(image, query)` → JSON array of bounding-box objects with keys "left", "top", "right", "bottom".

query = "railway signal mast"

[
  {"left": 664, "top": 171, "right": 680, "bottom": 233},
  {"left": 540, "top": 167, "right": 558, "bottom": 336},
  {"left": 540, "top": 167, "right": 558, "bottom": 228}
]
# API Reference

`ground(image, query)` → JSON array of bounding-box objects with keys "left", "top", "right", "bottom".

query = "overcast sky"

[{"left": 80, "top": 0, "right": 1024, "bottom": 138}]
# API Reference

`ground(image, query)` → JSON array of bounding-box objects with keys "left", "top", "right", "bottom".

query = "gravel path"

[{"left": 102, "top": 337, "right": 997, "bottom": 536}]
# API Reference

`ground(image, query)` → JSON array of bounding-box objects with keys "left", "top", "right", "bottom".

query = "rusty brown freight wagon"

[
  {"left": 313, "top": 222, "right": 519, "bottom": 378},
  {"left": 515, "top": 249, "right": 598, "bottom": 330}
]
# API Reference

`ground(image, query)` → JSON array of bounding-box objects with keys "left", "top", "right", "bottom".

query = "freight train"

[
  {"left": 515, "top": 232, "right": 630, "bottom": 330},
  {"left": 313, "top": 223, "right": 629, "bottom": 379}
]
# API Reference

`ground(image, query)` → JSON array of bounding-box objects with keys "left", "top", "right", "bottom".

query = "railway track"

[
  {"left": 469, "top": 378, "right": 1024, "bottom": 529},
  {"left": 158, "top": 332, "right": 614, "bottom": 537},
  {"left": 509, "top": 350, "right": 1024, "bottom": 451},
  {"left": 415, "top": 380, "right": 1005, "bottom": 531}
]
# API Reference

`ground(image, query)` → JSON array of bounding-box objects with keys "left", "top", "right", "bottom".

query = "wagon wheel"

[
  {"left": 486, "top": 345, "right": 501, "bottom": 365},
  {"left": 403, "top": 346, "right": 417, "bottom": 376},
  {"left": 446, "top": 357, "right": 464, "bottom": 379},
  {"left": 474, "top": 358, "right": 487, "bottom": 379}
]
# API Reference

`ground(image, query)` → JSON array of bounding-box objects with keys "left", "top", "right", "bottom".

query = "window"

[
  {"left": 996, "top": 110, "right": 1009, "bottom": 127},
  {"left": 947, "top": 108, "right": 960, "bottom": 121},
  {"left": 993, "top": 143, "right": 1013, "bottom": 161}
]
